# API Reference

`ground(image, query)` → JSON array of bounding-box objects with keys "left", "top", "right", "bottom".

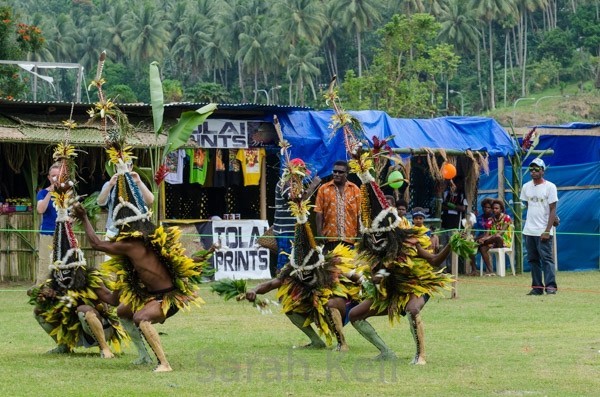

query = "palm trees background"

[{"left": 4, "top": 0, "right": 600, "bottom": 115}]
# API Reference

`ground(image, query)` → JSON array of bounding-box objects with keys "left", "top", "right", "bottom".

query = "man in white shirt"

[{"left": 520, "top": 158, "right": 558, "bottom": 295}]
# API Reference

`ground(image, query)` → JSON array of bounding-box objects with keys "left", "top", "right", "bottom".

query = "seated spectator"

[
  {"left": 475, "top": 198, "right": 494, "bottom": 240},
  {"left": 411, "top": 207, "right": 437, "bottom": 252},
  {"left": 384, "top": 195, "right": 395, "bottom": 207},
  {"left": 395, "top": 199, "right": 412, "bottom": 229},
  {"left": 477, "top": 199, "right": 513, "bottom": 275}
]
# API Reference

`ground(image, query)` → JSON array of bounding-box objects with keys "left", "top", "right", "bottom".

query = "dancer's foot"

[
  {"left": 410, "top": 356, "right": 426, "bottom": 365},
  {"left": 335, "top": 343, "right": 349, "bottom": 352},
  {"left": 153, "top": 363, "right": 173, "bottom": 372},
  {"left": 132, "top": 355, "right": 154, "bottom": 365},
  {"left": 293, "top": 341, "right": 327, "bottom": 349},
  {"left": 374, "top": 351, "right": 397, "bottom": 361},
  {"left": 46, "top": 344, "right": 71, "bottom": 354}
]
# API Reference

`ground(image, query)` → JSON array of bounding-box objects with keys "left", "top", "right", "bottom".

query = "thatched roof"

[
  {"left": 0, "top": 99, "right": 309, "bottom": 147},
  {"left": 1, "top": 124, "right": 162, "bottom": 147}
]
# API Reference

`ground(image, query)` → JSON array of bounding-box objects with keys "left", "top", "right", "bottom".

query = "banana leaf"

[
  {"left": 149, "top": 62, "right": 164, "bottom": 135},
  {"left": 162, "top": 104, "right": 217, "bottom": 161},
  {"left": 210, "top": 279, "right": 247, "bottom": 301},
  {"left": 450, "top": 232, "right": 478, "bottom": 259}
]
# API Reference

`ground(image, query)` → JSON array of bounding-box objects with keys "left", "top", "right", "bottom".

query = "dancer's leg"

[
  {"left": 118, "top": 303, "right": 153, "bottom": 365},
  {"left": 327, "top": 297, "right": 348, "bottom": 351},
  {"left": 349, "top": 300, "right": 396, "bottom": 360},
  {"left": 34, "top": 312, "right": 71, "bottom": 354},
  {"left": 133, "top": 301, "right": 171, "bottom": 372},
  {"left": 78, "top": 310, "right": 114, "bottom": 358},
  {"left": 286, "top": 312, "right": 326, "bottom": 349},
  {"left": 405, "top": 295, "right": 426, "bottom": 365},
  {"left": 139, "top": 320, "right": 172, "bottom": 372}
]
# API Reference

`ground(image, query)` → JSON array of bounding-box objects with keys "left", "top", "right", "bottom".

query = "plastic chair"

[{"left": 480, "top": 228, "right": 515, "bottom": 277}]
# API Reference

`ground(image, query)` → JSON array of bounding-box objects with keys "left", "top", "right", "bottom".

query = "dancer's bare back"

[{"left": 72, "top": 203, "right": 173, "bottom": 292}]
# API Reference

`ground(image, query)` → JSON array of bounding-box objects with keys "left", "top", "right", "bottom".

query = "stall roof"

[
  {"left": 277, "top": 110, "right": 515, "bottom": 177},
  {"left": 0, "top": 99, "right": 310, "bottom": 146},
  {"left": 514, "top": 122, "right": 600, "bottom": 136}
]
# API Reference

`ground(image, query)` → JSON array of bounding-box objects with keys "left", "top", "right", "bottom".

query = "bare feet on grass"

[
  {"left": 153, "top": 363, "right": 173, "bottom": 372},
  {"left": 100, "top": 349, "right": 115, "bottom": 359}
]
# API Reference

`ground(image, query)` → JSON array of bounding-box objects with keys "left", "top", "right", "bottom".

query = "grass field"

[{"left": 2, "top": 272, "right": 600, "bottom": 397}]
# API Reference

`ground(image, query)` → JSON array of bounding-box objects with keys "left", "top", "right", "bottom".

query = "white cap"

[{"left": 530, "top": 158, "right": 545, "bottom": 169}]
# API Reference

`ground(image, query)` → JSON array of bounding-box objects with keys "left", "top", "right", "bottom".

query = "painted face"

[
  {"left": 413, "top": 216, "right": 425, "bottom": 227},
  {"left": 365, "top": 231, "right": 389, "bottom": 253}
]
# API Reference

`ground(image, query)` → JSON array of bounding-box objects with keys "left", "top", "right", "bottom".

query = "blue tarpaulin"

[
  {"left": 478, "top": 127, "right": 600, "bottom": 271},
  {"left": 273, "top": 110, "right": 598, "bottom": 271},
  {"left": 277, "top": 110, "right": 514, "bottom": 177}
]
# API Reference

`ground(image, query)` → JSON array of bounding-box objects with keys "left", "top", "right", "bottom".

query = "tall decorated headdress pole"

[
  {"left": 28, "top": 106, "right": 128, "bottom": 353},
  {"left": 48, "top": 136, "right": 86, "bottom": 289},
  {"left": 273, "top": 117, "right": 325, "bottom": 279},
  {"left": 274, "top": 119, "right": 357, "bottom": 349},
  {"left": 88, "top": 51, "right": 152, "bottom": 229},
  {"left": 324, "top": 76, "right": 401, "bottom": 235}
]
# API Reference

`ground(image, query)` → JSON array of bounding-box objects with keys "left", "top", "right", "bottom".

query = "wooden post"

[
  {"left": 0, "top": 215, "right": 6, "bottom": 281},
  {"left": 498, "top": 156, "right": 505, "bottom": 203},
  {"left": 451, "top": 252, "right": 459, "bottom": 299},
  {"left": 260, "top": 157, "right": 267, "bottom": 220},
  {"left": 160, "top": 181, "right": 166, "bottom": 222},
  {"left": 511, "top": 154, "right": 523, "bottom": 274}
]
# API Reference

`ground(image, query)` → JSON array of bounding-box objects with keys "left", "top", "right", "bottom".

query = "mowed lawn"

[{"left": 1, "top": 272, "right": 600, "bottom": 397}]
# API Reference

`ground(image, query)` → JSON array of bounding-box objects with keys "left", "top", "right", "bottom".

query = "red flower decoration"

[
  {"left": 154, "top": 163, "right": 169, "bottom": 186},
  {"left": 521, "top": 127, "right": 537, "bottom": 151}
]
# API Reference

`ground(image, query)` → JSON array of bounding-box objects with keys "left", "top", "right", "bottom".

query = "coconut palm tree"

[
  {"left": 217, "top": 0, "right": 262, "bottom": 102},
  {"left": 331, "top": 0, "right": 381, "bottom": 77},
  {"left": 469, "top": 0, "right": 517, "bottom": 110},
  {"left": 75, "top": 22, "right": 106, "bottom": 74},
  {"left": 273, "top": 0, "right": 326, "bottom": 46},
  {"left": 287, "top": 40, "right": 324, "bottom": 106},
  {"left": 101, "top": 3, "right": 128, "bottom": 63},
  {"left": 438, "top": 1, "right": 481, "bottom": 107},
  {"left": 171, "top": 16, "right": 211, "bottom": 84},
  {"left": 40, "top": 14, "right": 77, "bottom": 63},
  {"left": 514, "top": 0, "right": 549, "bottom": 96},
  {"left": 236, "top": 14, "right": 273, "bottom": 102},
  {"left": 121, "top": 3, "right": 170, "bottom": 68},
  {"left": 319, "top": 2, "right": 341, "bottom": 80}
]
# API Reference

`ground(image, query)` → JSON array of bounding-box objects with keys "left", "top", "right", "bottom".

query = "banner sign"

[
  {"left": 212, "top": 219, "right": 271, "bottom": 280},
  {"left": 191, "top": 120, "right": 277, "bottom": 148}
]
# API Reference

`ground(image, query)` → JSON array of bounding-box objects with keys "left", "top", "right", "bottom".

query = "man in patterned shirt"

[{"left": 315, "top": 160, "right": 361, "bottom": 253}]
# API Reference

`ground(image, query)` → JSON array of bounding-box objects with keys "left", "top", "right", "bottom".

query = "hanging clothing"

[
  {"left": 213, "top": 148, "right": 227, "bottom": 187},
  {"left": 188, "top": 148, "right": 209, "bottom": 185},
  {"left": 236, "top": 148, "right": 265, "bottom": 186},
  {"left": 227, "top": 149, "right": 243, "bottom": 187},
  {"left": 164, "top": 149, "right": 186, "bottom": 185}
]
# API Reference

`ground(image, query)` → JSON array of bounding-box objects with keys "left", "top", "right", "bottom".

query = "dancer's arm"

[
  {"left": 417, "top": 243, "right": 451, "bottom": 267},
  {"left": 71, "top": 202, "right": 133, "bottom": 255},
  {"left": 246, "top": 278, "right": 282, "bottom": 302},
  {"left": 95, "top": 284, "right": 121, "bottom": 306}
]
